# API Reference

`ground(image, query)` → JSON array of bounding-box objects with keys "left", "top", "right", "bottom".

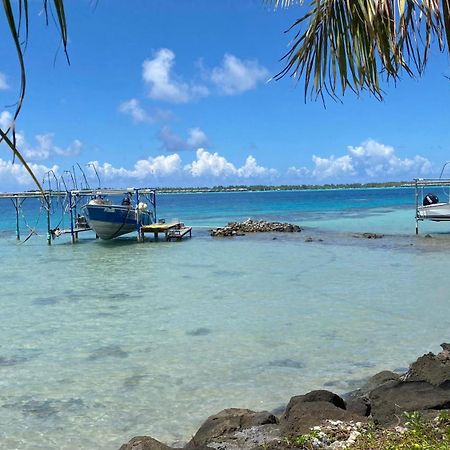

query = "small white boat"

[
  {"left": 82, "top": 196, "right": 154, "bottom": 239},
  {"left": 417, "top": 201, "right": 450, "bottom": 221}
]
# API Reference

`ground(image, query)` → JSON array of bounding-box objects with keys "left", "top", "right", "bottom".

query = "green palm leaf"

[
  {"left": 1, "top": 0, "right": 68, "bottom": 194},
  {"left": 269, "top": 0, "right": 450, "bottom": 100}
]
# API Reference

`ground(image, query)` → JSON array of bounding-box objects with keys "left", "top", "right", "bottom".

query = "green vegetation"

[
  {"left": 154, "top": 181, "right": 413, "bottom": 194},
  {"left": 276, "top": 412, "right": 450, "bottom": 450},
  {"left": 347, "top": 412, "right": 450, "bottom": 450}
]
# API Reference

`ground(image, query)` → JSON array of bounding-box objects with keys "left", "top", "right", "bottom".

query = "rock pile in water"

[
  {"left": 210, "top": 219, "right": 301, "bottom": 237},
  {"left": 119, "top": 343, "right": 450, "bottom": 450}
]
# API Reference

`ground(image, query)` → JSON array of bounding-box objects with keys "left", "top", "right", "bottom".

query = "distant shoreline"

[{"left": 155, "top": 181, "right": 414, "bottom": 194}]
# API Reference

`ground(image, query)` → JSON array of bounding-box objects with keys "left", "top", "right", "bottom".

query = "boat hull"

[
  {"left": 417, "top": 203, "right": 450, "bottom": 221},
  {"left": 82, "top": 204, "right": 152, "bottom": 239}
]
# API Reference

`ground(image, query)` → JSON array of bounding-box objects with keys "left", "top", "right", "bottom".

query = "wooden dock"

[{"left": 140, "top": 222, "right": 192, "bottom": 241}]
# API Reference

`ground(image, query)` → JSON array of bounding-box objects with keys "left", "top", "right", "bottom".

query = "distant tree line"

[{"left": 155, "top": 181, "right": 413, "bottom": 193}]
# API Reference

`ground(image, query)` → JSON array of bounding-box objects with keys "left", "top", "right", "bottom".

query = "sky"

[{"left": 0, "top": 0, "right": 449, "bottom": 190}]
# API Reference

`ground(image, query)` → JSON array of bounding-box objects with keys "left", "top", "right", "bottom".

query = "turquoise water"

[{"left": 1, "top": 188, "right": 450, "bottom": 449}]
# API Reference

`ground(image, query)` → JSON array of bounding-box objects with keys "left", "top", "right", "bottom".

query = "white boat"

[
  {"left": 417, "top": 201, "right": 450, "bottom": 221},
  {"left": 82, "top": 196, "right": 154, "bottom": 239}
]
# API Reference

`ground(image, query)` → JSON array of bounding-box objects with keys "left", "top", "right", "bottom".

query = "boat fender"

[{"left": 423, "top": 193, "right": 439, "bottom": 206}]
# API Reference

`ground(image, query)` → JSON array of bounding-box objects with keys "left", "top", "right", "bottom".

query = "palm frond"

[
  {"left": 274, "top": 0, "right": 450, "bottom": 100},
  {"left": 1, "top": 0, "right": 68, "bottom": 191}
]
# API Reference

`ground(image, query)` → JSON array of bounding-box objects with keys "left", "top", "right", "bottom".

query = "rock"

[
  {"left": 401, "top": 343, "right": 450, "bottom": 385},
  {"left": 186, "top": 408, "right": 278, "bottom": 448},
  {"left": 368, "top": 380, "right": 450, "bottom": 425},
  {"left": 362, "top": 233, "right": 383, "bottom": 239},
  {"left": 345, "top": 396, "right": 371, "bottom": 417},
  {"left": 285, "top": 390, "right": 347, "bottom": 413},
  {"left": 367, "top": 371, "right": 401, "bottom": 389},
  {"left": 344, "top": 346, "right": 450, "bottom": 425},
  {"left": 353, "top": 232, "right": 384, "bottom": 239},
  {"left": 210, "top": 219, "right": 301, "bottom": 237},
  {"left": 282, "top": 402, "right": 363, "bottom": 436},
  {"left": 119, "top": 436, "right": 174, "bottom": 450},
  {"left": 348, "top": 371, "right": 401, "bottom": 398},
  {"left": 345, "top": 371, "right": 400, "bottom": 417},
  {"left": 281, "top": 390, "right": 363, "bottom": 436}
]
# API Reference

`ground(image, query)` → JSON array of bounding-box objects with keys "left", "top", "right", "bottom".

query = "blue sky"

[{"left": 0, "top": 0, "right": 449, "bottom": 190}]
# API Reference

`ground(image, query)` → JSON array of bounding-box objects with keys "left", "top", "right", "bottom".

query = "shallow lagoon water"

[{"left": 1, "top": 188, "right": 450, "bottom": 449}]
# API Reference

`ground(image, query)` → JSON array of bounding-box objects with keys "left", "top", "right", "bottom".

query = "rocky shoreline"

[
  {"left": 119, "top": 344, "right": 450, "bottom": 450},
  {"left": 210, "top": 219, "right": 301, "bottom": 237}
]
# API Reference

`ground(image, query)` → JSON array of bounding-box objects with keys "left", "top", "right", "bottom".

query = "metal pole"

[
  {"left": 74, "top": 194, "right": 78, "bottom": 241},
  {"left": 46, "top": 196, "right": 52, "bottom": 245},
  {"left": 69, "top": 191, "right": 75, "bottom": 244},
  {"left": 15, "top": 198, "right": 20, "bottom": 240},
  {"left": 415, "top": 180, "right": 419, "bottom": 235},
  {"left": 135, "top": 189, "right": 142, "bottom": 242}
]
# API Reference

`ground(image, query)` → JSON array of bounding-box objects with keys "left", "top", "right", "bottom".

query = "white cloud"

[
  {"left": 80, "top": 150, "right": 277, "bottom": 187},
  {"left": 142, "top": 48, "right": 209, "bottom": 103},
  {"left": 87, "top": 154, "right": 182, "bottom": 182},
  {"left": 287, "top": 166, "right": 310, "bottom": 178},
  {"left": 18, "top": 133, "right": 82, "bottom": 161},
  {"left": 237, "top": 155, "right": 278, "bottom": 178},
  {"left": 119, "top": 99, "right": 174, "bottom": 125},
  {"left": 0, "top": 122, "right": 82, "bottom": 162},
  {"left": 159, "top": 126, "right": 208, "bottom": 152},
  {"left": 312, "top": 154, "right": 355, "bottom": 179},
  {"left": 119, "top": 98, "right": 152, "bottom": 123},
  {"left": 347, "top": 139, "right": 432, "bottom": 177},
  {"left": 0, "top": 72, "right": 9, "bottom": 90},
  {"left": 0, "top": 110, "right": 13, "bottom": 129},
  {"left": 210, "top": 54, "right": 269, "bottom": 95},
  {"left": 0, "top": 158, "right": 59, "bottom": 190},
  {"left": 186, "top": 127, "right": 208, "bottom": 148},
  {"left": 185, "top": 148, "right": 277, "bottom": 180},
  {"left": 186, "top": 148, "right": 237, "bottom": 178},
  {"left": 308, "top": 139, "right": 432, "bottom": 180}
]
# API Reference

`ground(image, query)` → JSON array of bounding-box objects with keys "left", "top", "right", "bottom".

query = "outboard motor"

[{"left": 423, "top": 193, "right": 439, "bottom": 206}]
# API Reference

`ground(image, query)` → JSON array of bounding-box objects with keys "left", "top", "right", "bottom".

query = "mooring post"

[
  {"left": 415, "top": 180, "right": 419, "bottom": 235},
  {"left": 135, "top": 189, "right": 142, "bottom": 242},
  {"left": 15, "top": 197, "right": 21, "bottom": 240},
  {"left": 69, "top": 191, "right": 75, "bottom": 244},
  {"left": 153, "top": 191, "right": 157, "bottom": 223},
  {"left": 46, "top": 195, "right": 52, "bottom": 245},
  {"left": 73, "top": 194, "right": 78, "bottom": 241}
]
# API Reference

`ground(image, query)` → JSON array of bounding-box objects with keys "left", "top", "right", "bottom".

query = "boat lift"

[{"left": 0, "top": 187, "right": 157, "bottom": 244}]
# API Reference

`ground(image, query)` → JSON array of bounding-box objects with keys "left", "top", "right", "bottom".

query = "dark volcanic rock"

[
  {"left": 346, "top": 344, "right": 450, "bottom": 425},
  {"left": 345, "top": 396, "right": 371, "bottom": 417},
  {"left": 281, "top": 390, "right": 363, "bottom": 436},
  {"left": 367, "top": 371, "right": 401, "bottom": 389},
  {"left": 369, "top": 380, "right": 450, "bottom": 425},
  {"left": 119, "top": 436, "right": 174, "bottom": 450},
  {"left": 285, "top": 390, "right": 347, "bottom": 412},
  {"left": 186, "top": 408, "right": 278, "bottom": 448},
  {"left": 345, "top": 370, "right": 400, "bottom": 409},
  {"left": 401, "top": 343, "right": 450, "bottom": 385},
  {"left": 344, "top": 370, "right": 400, "bottom": 402}
]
